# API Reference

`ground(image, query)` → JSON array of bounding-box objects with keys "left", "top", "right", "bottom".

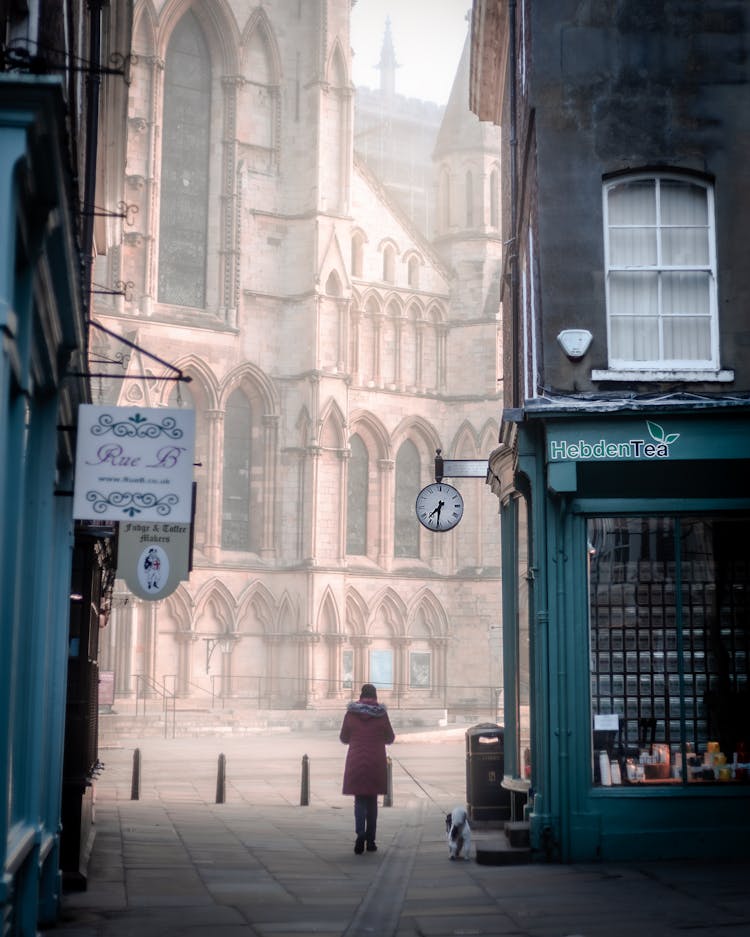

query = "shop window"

[
  {"left": 394, "top": 440, "right": 420, "bottom": 558},
  {"left": 516, "top": 496, "right": 532, "bottom": 781},
  {"left": 603, "top": 174, "right": 718, "bottom": 372},
  {"left": 346, "top": 434, "right": 368, "bottom": 555},
  {"left": 158, "top": 12, "right": 211, "bottom": 307},
  {"left": 588, "top": 514, "right": 750, "bottom": 787}
]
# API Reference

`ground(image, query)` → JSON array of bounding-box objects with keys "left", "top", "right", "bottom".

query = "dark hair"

[{"left": 360, "top": 683, "right": 377, "bottom": 700}]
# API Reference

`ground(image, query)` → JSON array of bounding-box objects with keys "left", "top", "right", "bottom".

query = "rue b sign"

[{"left": 73, "top": 405, "right": 195, "bottom": 523}]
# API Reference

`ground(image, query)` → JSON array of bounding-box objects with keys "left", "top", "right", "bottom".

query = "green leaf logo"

[{"left": 647, "top": 421, "right": 680, "bottom": 446}]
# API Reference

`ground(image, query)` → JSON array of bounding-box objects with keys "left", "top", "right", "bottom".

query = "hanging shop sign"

[
  {"left": 546, "top": 416, "right": 750, "bottom": 464},
  {"left": 117, "top": 521, "right": 190, "bottom": 600},
  {"left": 73, "top": 405, "right": 195, "bottom": 522}
]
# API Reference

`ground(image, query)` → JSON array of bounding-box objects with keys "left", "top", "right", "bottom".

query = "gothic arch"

[
  {"left": 237, "top": 580, "right": 277, "bottom": 633},
  {"left": 316, "top": 586, "right": 341, "bottom": 635},
  {"left": 407, "top": 589, "right": 449, "bottom": 638},
  {"left": 327, "top": 37, "right": 349, "bottom": 87},
  {"left": 348, "top": 410, "right": 390, "bottom": 461},
  {"left": 318, "top": 397, "right": 347, "bottom": 449},
  {"left": 157, "top": 355, "right": 220, "bottom": 410},
  {"left": 194, "top": 579, "right": 236, "bottom": 632},
  {"left": 132, "top": 0, "right": 157, "bottom": 53},
  {"left": 478, "top": 418, "right": 500, "bottom": 455},
  {"left": 161, "top": 584, "right": 195, "bottom": 633},
  {"left": 345, "top": 589, "right": 368, "bottom": 637},
  {"left": 377, "top": 237, "right": 400, "bottom": 256},
  {"left": 156, "top": 0, "right": 240, "bottom": 74},
  {"left": 220, "top": 361, "right": 279, "bottom": 415},
  {"left": 295, "top": 405, "right": 312, "bottom": 447},
  {"left": 275, "top": 591, "right": 300, "bottom": 634},
  {"left": 391, "top": 416, "right": 441, "bottom": 461},
  {"left": 241, "top": 7, "right": 283, "bottom": 82},
  {"left": 426, "top": 301, "right": 447, "bottom": 324},
  {"left": 369, "top": 587, "right": 408, "bottom": 637},
  {"left": 452, "top": 419, "right": 483, "bottom": 458}
]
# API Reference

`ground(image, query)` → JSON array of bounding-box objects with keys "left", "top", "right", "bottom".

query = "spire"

[
  {"left": 376, "top": 17, "right": 399, "bottom": 98},
  {"left": 433, "top": 30, "right": 494, "bottom": 158}
]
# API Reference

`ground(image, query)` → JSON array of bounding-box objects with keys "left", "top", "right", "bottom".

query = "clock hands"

[{"left": 428, "top": 499, "right": 445, "bottom": 526}]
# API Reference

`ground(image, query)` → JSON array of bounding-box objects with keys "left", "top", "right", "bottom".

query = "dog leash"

[{"left": 391, "top": 756, "right": 448, "bottom": 813}]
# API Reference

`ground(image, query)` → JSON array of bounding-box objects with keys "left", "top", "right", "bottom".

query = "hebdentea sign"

[
  {"left": 548, "top": 421, "right": 680, "bottom": 462},
  {"left": 546, "top": 416, "right": 750, "bottom": 464},
  {"left": 73, "top": 405, "right": 195, "bottom": 522}
]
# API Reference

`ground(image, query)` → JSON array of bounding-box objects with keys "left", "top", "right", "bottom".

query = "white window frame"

[{"left": 593, "top": 173, "right": 733, "bottom": 383}]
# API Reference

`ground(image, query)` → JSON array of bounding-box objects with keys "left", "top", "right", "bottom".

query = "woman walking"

[{"left": 339, "top": 683, "right": 395, "bottom": 854}]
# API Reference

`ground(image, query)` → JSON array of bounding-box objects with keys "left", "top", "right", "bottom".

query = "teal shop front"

[{"left": 492, "top": 403, "right": 750, "bottom": 862}]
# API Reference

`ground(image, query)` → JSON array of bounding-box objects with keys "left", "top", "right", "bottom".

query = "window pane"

[
  {"left": 661, "top": 272, "right": 710, "bottom": 316},
  {"left": 347, "top": 435, "right": 367, "bottom": 555},
  {"left": 609, "top": 226, "right": 658, "bottom": 266},
  {"left": 395, "top": 441, "right": 420, "bottom": 557},
  {"left": 660, "top": 180, "right": 708, "bottom": 225},
  {"left": 222, "top": 391, "right": 251, "bottom": 550},
  {"left": 370, "top": 649, "right": 393, "bottom": 689},
  {"left": 609, "top": 271, "right": 658, "bottom": 316},
  {"left": 158, "top": 13, "right": 210, "bottom": 307},
  {"left": 663, "top": 317, "right": 711, "bottom": 360},
  {"left": 611, "top": 317, "right": 658, "bottom": 362},
  {"left": 608, "top": 180, "right": 655, "bottom": 224},
  {"left": 662, "top": 227, "right": 709, "bottom": 265}
]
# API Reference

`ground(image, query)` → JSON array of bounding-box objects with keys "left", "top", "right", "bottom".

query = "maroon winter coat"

[{"left": 339, "top": 700, "right": 395, "bottom": 796}]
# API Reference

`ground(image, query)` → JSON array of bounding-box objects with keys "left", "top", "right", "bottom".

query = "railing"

[{"left": 135, "top": 674, "right": 176, "bottom": 738}]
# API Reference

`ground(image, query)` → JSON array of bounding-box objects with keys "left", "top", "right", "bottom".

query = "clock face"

[{"left": 415, "top": 483, "right": 464, "bottom": 532}]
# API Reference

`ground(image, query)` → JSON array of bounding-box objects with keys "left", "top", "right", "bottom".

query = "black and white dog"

[{"left": 445, "top": 806, "right": 472, "bottom": 860}]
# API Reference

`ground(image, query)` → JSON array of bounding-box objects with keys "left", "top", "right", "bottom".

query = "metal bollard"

[
  {"left": 383, "top": 755, "right": 393, "bottom": 807},
  {"left": 300, "top": 753, "right": 310, "bottom": 806},
  {"left": 216, "top": 753, "right": 226, "bottom": 804},
  {"left": 130, "top": 748, "right": 141, "bottom": 801}
]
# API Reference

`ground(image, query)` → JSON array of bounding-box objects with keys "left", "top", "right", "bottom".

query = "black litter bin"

[{"left": 465, "top": 723, "right": 511, "bottom": 821}]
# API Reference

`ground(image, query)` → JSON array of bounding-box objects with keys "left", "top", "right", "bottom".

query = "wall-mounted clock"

[{"left": 415, "top": 482, "right": 464, "bottom": 532}]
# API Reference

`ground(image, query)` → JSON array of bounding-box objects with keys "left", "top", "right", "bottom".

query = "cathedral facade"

[{"left": 94, "top": 0, "right": 503, "bottom": 724}]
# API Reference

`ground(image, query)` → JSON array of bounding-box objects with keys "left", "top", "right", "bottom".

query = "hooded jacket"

[{"left": 339, "top": 698, "right": 395, "bottom": 796}]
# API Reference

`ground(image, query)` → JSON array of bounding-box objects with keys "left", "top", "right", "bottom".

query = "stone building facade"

[{"left": 93, "top": 0, "right": 503, "bottom": 723}]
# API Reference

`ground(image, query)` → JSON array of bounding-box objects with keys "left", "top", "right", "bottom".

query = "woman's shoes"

[
  {"left": 366, "top": 841, "right": 377, "bottom": 852},
  {"left": 354, "top": 836, "right": 365, "bottom": 854}
]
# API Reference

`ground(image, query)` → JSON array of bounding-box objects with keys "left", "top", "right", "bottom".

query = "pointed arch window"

[
  {"left": 440, "top": 169, "right": 450, "bottom": 232},
  {"left": 347, "top": 434, "right": 368, "bottom": 555},
  {"left": 158, "top": 12, "right": 211, "bottom": 307},
  {"left": 383, "top": 244, "right": 396, "bottom": 284},
  {"left": 407, "top": 255, "right": 420, "bottom": 288},
  {"left": 395, "top": 440, "right": 420, "bottom": 557},
  {"left": 222, "top": 390, "right": 252, "bottom": 551},
  {"left": 465, "top": 170, "right": 474, "bottom": 227}
]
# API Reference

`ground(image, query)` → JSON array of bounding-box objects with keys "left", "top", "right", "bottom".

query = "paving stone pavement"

[{"left": 52, "top": 731, "right": 750, "bottom": 937}]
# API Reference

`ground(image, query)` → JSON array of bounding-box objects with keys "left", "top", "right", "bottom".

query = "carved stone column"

[
  {"left": 205, "top": 410, "right": 224, "bottom": 561},
  {"left": 393, "top": 636, "right": 412, "bottom": 703},
  {"left": 377, "top": 459, "right": 394, "bottom": 569},
  {"left": 431, "top": 636, "right": 450, "bottom": 704},
  {"left": 325, "top": 633, "right": 346, "bottom": 697},
  {"left": 349, "top": 635, "right": 372, "bottom": 690},
  {"left": 261, "top": 413, "right": 279, "bottom": 559}
]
